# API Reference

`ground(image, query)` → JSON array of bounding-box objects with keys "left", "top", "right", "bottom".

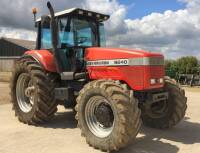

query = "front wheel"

[
  {"left": 141, "top": 77, "right": 187, "bottom": 129},
  {"left": 75, "top": 80, "right": 142, "bottom": 152},
  {"left": 10, "top": 57, "right": 59, "bottom": 125}
]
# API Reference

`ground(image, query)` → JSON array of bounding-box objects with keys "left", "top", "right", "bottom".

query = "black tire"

[
  {"left": 10, "top": 57, "right": 59, "bottom": 125},
  {"left": 141, "top": 77, "right": 187, "bottom": 129},
  {"left": 75, "top": 80, "right": 142, "bottom": 152}
]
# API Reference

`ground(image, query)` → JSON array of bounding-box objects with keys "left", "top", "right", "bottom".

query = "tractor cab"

[{"left": 34, "top": 8, "right": 109, "bottom": 76}]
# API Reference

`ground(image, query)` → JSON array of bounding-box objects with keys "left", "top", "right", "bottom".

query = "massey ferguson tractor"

[{"left": 10, "top": 2, "right": 187, "bottom": 152}]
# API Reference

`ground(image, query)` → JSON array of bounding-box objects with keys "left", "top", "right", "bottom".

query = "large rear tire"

[
  {"left": 10, "top": 57, "right": 59, "bottom": 125},
  {"left": 141, "top": 77, "right": 187, "bottom": 129},
  {"left": 75, "top": 80, "right": 142, "bottom": 152}
]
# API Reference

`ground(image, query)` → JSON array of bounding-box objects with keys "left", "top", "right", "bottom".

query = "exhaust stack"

[{"left": 46, "top": 1, "right": 63, "bottom": 72}]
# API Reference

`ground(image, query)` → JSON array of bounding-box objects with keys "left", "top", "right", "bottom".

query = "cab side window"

[
  {"left": 41, "top": 19, "right": 52, "bottom": 49},
  {"left": 99, "top": 23, "right": 106, "bottom": 47},
  {"left": 58, "top": 18, "right": 74, "bottom": 47}
]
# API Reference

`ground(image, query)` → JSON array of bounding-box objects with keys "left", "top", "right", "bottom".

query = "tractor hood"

[
  {"left": 85, "top": 48, "right": 165, "bottom": 90},
  {"left": 85, "top": 48, "right": 163, "bottom": 61}
]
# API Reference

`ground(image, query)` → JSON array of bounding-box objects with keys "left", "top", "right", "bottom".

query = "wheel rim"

[
  {"left": 85, "top": 96, "right": 115, "bottom": 138},
  {"left": 16, "top": 73, "right": 35, "bottom": 113}
]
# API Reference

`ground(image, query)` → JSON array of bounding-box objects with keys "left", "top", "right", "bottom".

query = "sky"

[
  {"left": 119, "top": 0, "right": 186, "bottom": 19},
  {"left": 0, "top": 0, "right": 200, "bottom": 59}
]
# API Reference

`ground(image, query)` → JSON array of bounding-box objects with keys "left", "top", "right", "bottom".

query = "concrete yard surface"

[
  {"left": 0, "top": 72, "right": 11, "bottom": 82},
  {"left": 0, "top": 82, "right": 10, "bottom": 105},
  {"left": 0, "top": 83, "right": 200, "bottom": 153}
]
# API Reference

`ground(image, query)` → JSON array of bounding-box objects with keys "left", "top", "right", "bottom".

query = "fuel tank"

[{"left": 85, "top": 48, "right": 165, "bottom": 91}]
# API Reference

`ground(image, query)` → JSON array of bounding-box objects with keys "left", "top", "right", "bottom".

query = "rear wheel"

[
  {"left": 10, "top": 57, "right": 59, "bottom": 125},
  {"left": 76, "top": 80, "right": 142, "bottom": 152},
  {"left": 141, "top": 77, "right": 187, "bottom": 129}
]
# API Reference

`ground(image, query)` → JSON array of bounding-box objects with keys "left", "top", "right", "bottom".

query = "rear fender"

[{"left": 24, "top": 50, "right": 57, "bottom": 72}]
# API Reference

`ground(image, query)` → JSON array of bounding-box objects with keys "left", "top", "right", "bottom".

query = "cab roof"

[{"left": 36, "top": 8, "right": 110, "bottom": 22}]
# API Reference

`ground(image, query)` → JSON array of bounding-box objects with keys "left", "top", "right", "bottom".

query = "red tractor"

[{"left": 10, "top": 2, "right": 187, "bottom": 152}]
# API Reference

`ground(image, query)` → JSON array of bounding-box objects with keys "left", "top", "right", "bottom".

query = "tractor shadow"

[
  {"left": 40, "top": 111, "right": 200, "bottom": 153},
  {"left": 41, "top": 109, "right": 77, "bottom": 129},
  {"left": 114, "top": 117, "right": 200, "bottom": 153}
]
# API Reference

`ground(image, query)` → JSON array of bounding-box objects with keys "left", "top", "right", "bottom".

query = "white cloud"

[
  {"left": 101, "top": 0, "right": 200, "bottom": 59},
  {"left": 0, "top": 0, "right": 200, "bottom": 59},
  {"left": 0, "top": 27, "right": 36, "bottom": 41},
  {"left": 83, "top": 0, "right": 128, "bottom": 35}
]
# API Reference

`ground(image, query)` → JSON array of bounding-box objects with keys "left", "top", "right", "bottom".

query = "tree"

[
  {"left": 165, "top": 56, "right": 200, "bottom": 78},
  {"left": 177, "top": 56, "right": 199, "bottom": 74},
  {"left": 165, "top": 60, "right": 178, "bottom": 78}
]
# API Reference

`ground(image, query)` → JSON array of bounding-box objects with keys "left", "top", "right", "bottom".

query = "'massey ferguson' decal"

[
  {"left": 87, "top": 57, "right": 164, "bottom": 66},
  {"left": 87, "top": 59, "right": 129, "bottom": 66}
]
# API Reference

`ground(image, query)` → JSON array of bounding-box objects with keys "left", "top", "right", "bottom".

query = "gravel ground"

[{"left": 0, "top": 82, "right": 200, "bottom": 153}]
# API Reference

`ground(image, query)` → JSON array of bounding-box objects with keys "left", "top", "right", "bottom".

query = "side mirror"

[{"left": 41, "top": 15, "right": 51, "bottom": 28}]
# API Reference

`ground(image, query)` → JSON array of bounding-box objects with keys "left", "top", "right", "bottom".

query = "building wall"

[
  {"left": 0, "top": 57, "right": 18, "bottom": 72},
  {"left": 0, "top": 39, "right": 30, "bottom": 72},
  {"left": 0, "top": 39, "right": 27, "bottom": 56}
]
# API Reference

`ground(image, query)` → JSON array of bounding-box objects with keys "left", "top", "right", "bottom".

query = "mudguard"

[{"left": 24, "top": 50, "right": 57, "bottom": 72}]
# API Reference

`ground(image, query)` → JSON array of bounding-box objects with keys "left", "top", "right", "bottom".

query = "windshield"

[{"left": 41, "top": 17, "right": 101, "bottom": 49}]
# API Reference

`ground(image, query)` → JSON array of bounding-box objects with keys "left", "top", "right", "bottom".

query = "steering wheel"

[{"left": 77, "top": 37, "right": 88, "bottom": 44}]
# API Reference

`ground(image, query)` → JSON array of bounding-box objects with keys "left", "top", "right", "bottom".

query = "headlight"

[
  {"left": 150, "top": 79, "right": 156, "bottom": 85},
  {"left": 159, "top": 78, "right": 164, "bottom": 83},
  {"left": 150, "top": 78, "right": 164, "bottom": 85}
]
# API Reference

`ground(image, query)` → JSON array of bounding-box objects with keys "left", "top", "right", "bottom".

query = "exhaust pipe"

[
  {"left": 47, "top": 2, "right": 57, "bottom": 46},
  {"left": 47, "top": 1, "right": 63, "bottom": 73}
]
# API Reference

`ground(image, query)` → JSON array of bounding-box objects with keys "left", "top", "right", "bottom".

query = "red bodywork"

[
  {"left": 85, "top": 48, "right": 164, "bottom": 91},
  {"left": 25, "top": 50, "right": 57, "bottom": 72},
  {"left": 25, "top": 48, "right": 165, "bottom": 91}
]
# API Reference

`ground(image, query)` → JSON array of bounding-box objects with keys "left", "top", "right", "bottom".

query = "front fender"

[{"left": 25, "top": 50, "right": 57, "bottom": 72}]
